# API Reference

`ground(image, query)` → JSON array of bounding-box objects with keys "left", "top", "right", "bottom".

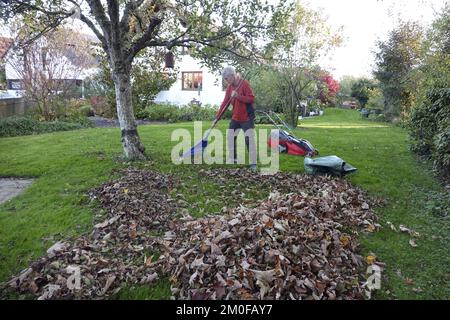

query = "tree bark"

[{"left": 112, "top": 65, "right": 146, "bottom": 160}]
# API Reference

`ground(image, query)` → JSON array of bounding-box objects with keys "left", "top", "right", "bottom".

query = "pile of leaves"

[
  {"left": 153, "top": 173, "right": 382, "bottom": 300},
  {"left": 197, "top": 168, "right": 383, "bottom": 210},
  {"left": 89, "top": 167, "right": 177, "bottom": 232},
  {"left": 1, "top": 168, "right": 382, "bottom": 300},
  {"left": 1, "top": 168, "right": 177, "bottom": 299}
]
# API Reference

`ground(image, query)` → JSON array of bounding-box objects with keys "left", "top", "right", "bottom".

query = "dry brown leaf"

[
  {"left": 409, "top": 239, "right": 418, "bottom": 248},
  {"left": 366, "top": 255, "right": 377, "bottom": 265}
]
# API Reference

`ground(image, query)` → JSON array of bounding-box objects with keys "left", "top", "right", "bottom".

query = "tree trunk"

[{"left": 112, "top": 68, "right": 146, "bottom": 160}]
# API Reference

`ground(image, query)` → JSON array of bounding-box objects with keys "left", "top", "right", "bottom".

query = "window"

[
  {"left": 8, "top": 80, "right": 22, "bottom": 90},
  {"left": 182, "top": 71, "right": 202, "bottom": 91}
]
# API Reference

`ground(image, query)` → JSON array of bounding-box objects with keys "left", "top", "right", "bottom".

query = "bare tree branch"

[
  {"left": 127, "top": 16, "right": 163, "bottom": 61},
  {"left": 65, "top": 0, "right": 107, "bottom": 49},
  {"left": 85, "top": 0, "right": 111, "bottom": 42}
]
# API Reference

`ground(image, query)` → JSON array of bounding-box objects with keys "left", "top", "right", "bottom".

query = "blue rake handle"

[{"left": 180, "top": 123, "right": 216, "bottom": 158}]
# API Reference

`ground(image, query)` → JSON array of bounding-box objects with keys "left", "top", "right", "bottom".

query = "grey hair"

[{"left": 222, "top": 66, "right": 236, "bottom": 79}]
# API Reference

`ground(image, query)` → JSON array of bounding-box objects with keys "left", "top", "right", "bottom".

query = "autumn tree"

[
  {"left": 318, "top": 73, "right": 340, "bottom": 106},
  {"left": 1, "top": 0, "right": 290, "bottom": 159}
]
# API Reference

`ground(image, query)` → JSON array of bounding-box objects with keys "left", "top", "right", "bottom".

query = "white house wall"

[
  {"left": 5, "top": 52, "right": 22, "bottom": 80},
  {"left": 154, "top": 55, "right": 225, "bottom": 106}
]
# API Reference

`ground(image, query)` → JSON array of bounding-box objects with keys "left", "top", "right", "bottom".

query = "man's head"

[{"left": 222, "top": 66, "right": 238, "bottom": 86}]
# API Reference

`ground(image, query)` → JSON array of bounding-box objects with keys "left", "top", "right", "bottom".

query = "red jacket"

[{"left": 216, "top": 79, "right": 255, "bottom": 122}]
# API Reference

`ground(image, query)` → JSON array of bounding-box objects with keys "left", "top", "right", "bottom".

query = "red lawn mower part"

[{"left": 258, "top": 110, "right": 319, "bottom": 157}]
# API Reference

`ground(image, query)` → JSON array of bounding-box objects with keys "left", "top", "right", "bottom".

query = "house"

[
  {"left": 154, "top": 54, "right": 226, "bottom": 106},
  {"left": 0, "top": 31, "right": 97, "bottom": 99},
  {"left": 2, "top": 31, "right": 226, "bottom": 106},
  {"left": 0, "top": 37, "right": 14, "bottom": 96}
]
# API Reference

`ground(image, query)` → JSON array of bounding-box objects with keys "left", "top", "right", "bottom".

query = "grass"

[{"left": 0, "top": 108, "right": 448, "bottom": 300}]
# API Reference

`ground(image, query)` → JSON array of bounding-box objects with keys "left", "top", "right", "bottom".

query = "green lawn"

[{"left": 0, "top": 108, "right": 448, "bottom": 299}]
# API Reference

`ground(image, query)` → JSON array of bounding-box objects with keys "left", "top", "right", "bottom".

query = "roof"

[{"left": 0, "top": 37, "right": 13, "bottom": 59}]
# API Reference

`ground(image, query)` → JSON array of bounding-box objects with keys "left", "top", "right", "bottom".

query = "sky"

[{"left": 303, "top": 0, "right": 448, "bottom": 79}]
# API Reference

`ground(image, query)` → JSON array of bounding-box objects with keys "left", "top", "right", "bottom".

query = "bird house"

[{"left": 164, "top": 51, "right": 174, "bottom": 69}]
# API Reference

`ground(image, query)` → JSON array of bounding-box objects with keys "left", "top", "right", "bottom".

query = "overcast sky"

[{"left": 303, "top": 0, "right": 447, "bottom": 79}]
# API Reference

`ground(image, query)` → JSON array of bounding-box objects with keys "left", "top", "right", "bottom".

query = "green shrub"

[
  {"left": 90, "top": 96, "right": 116, "bottom": 118},
  {"left": 222, "top": 108, "right": 232, "bottom": 120},
  {"left": 0, "top": 116, "right": 92, "bottom": 137},
  {"left": 408, "top": 88, "right": 450, "bottom": 176},
  {"left": 79, "top": 105, "right": 95, "bottom": 117},
  {"left": 137, "top": 102, "right": 220, "bottom": 122},
  {"left": 178, "top": 103, "right": 217, "bottom": 122},
  {"left": 255, "top": 113, "right": 276, "bottom": 124},
  {"left": 366, "top": 113, "right": 387, "bottom": 122},
  {"left": 138, "top": 103, "right": 180, "bottom": 122}
]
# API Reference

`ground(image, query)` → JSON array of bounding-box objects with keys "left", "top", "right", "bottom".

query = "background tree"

[
  {"left": 1, "top": 0, "right": 291, "bottom": 159},
  {"left": 373, "top": 21, "right": 424, "bottom": 119},
  {"left": 7, "top": 26, "right": 95, "bottom": 120},
  {"left": 249, "top": 65, "right": 284, "bottom": 112},
  {"left": 407, "top": 5, "right": 450, "bottom": 176},
  {"left": 318, "top": 72, "right": 340, "bottom": 106},
  {"left": 87, "top": 46, "right": 176, "bottom": 118},
  {"left": 338, "top": 75, "right": 358, "bottom": 99},
  {"left": 265, "top": 1, "right": 342, "bottom": 128},
  {"left": 350, "top": 78, "right": 376, "bottom": 107},
  {"left": 366, "top": 86, "right": 384, "bottom": 111}
]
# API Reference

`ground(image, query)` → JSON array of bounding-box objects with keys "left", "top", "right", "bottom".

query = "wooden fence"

[{"left": 0, "top": 98, "right": 34, "bottom": 118}]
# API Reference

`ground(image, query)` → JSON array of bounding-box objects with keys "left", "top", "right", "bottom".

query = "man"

[{"left": 216, "top": 66, "right": 257, "bottom": 170}]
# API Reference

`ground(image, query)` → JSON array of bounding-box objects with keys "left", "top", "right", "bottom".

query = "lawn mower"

[
  {"left": 259, "top": 110, "right": 357, "bottom": 177},
  {"left": 258, "top": 110, "right": 318, "bottom": 157}
]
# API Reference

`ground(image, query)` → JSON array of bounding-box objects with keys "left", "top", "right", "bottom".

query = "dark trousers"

[{"left": 228, "top": 119, "right": 256, "bottom": 164}]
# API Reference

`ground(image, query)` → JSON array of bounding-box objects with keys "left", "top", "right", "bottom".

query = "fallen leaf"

[
  {"left": 101, "top": 275, "right": 116, "bottom": 295},
  {"left": 46, "top": 241, "right": 68, "bottom": 257},
  {"left": 399, "top": 225, "right": 411, "bottom": 234},
  {"left": 340, "top": 235, "right": 351, "bottom": 247},
  {"left": 409, "top": 239, "right": 418, "bottom": 248},
  {"left": 366, "top": 255, "right": 377, "bottom": 265},
  {"left": 386, "top": 221, "right": 397, "bottom": 231}
]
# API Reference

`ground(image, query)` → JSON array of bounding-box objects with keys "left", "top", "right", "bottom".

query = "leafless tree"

[{"left": 7, "top": 26, "right": 96, "bottom": 119}]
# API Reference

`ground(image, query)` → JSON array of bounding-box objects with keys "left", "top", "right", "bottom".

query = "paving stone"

[{"left": 0, "top": 178, "right": 34, "bottom": 204}]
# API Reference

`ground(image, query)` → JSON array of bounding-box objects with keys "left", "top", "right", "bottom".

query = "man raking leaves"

[
  {"left": 182, "top": 67, "right": 257, "bottom": 170},
  {"left": 217, "top": 66, "right": 257, "bottom": 171}
]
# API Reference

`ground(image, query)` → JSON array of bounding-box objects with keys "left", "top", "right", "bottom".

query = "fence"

[{"left": 0, "top": 97, "right": 34, "bottom": 118}]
